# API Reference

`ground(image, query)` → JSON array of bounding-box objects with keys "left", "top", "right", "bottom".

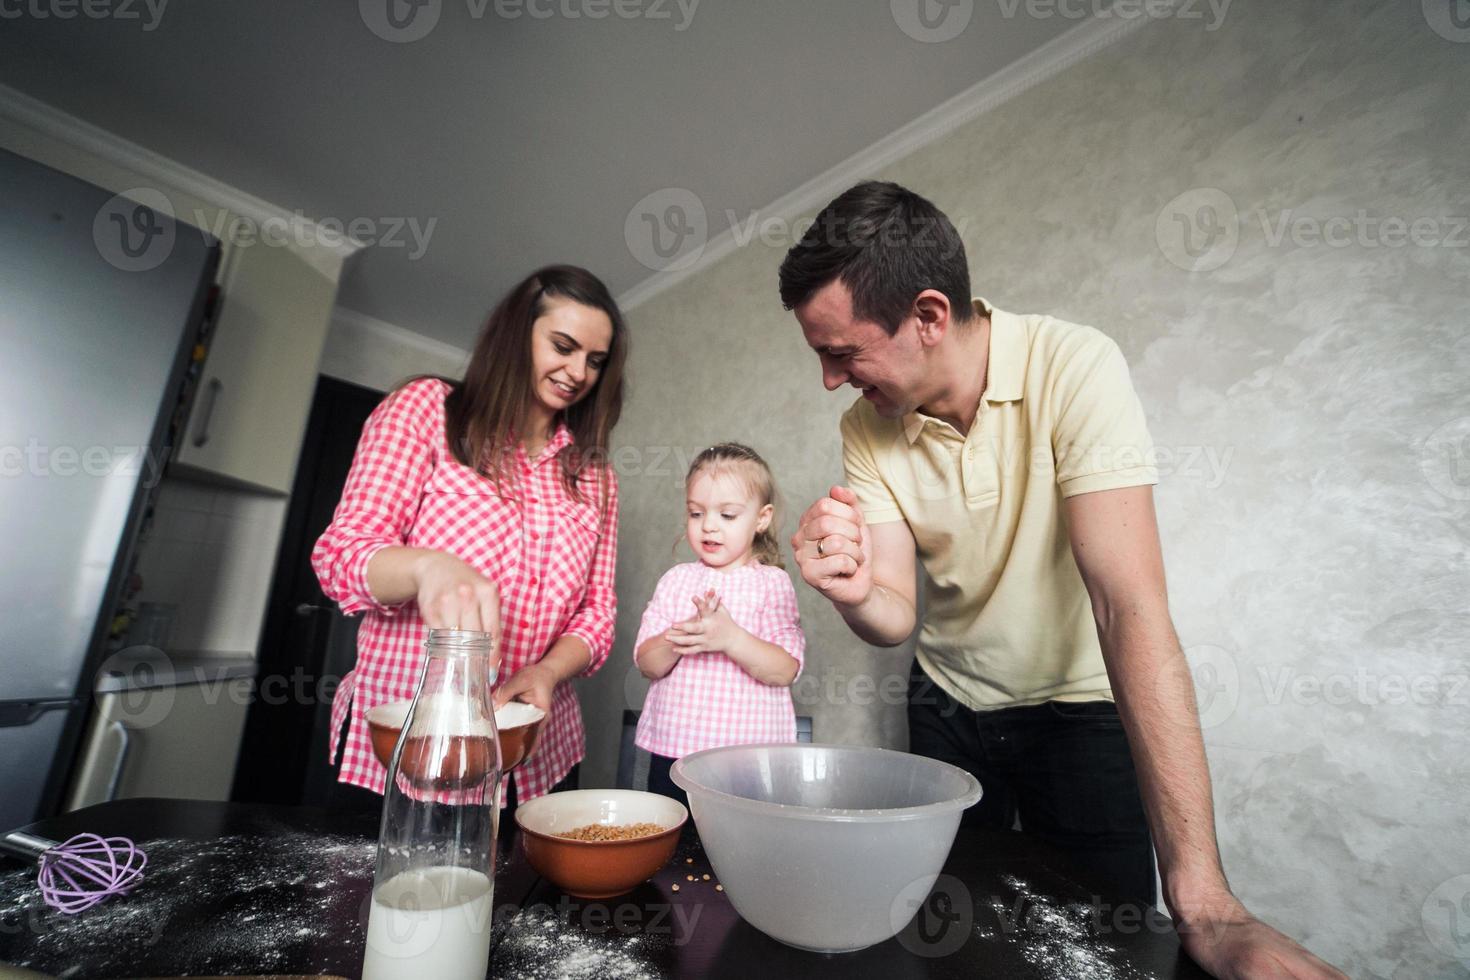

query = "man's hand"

[
  {"left": 1175, "top": 898, "right": 1348, "bottom": 979},
  {"left": 791, "top": 485, "right": 873, "bottom": 606}
]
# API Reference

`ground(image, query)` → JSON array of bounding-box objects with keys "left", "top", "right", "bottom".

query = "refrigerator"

[{"left": 0, "top": 147, "right": 220, "bottom": 829}]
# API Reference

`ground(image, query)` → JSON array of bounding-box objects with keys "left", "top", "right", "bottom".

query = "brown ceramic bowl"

[
  {"left": 365, "top": 699, "right": 547, "bottom": 777},
  {"left": 514, "top": 789, "right": 688, "bottom": 900}
]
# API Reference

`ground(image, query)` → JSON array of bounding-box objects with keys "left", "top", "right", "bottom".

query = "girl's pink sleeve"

[
  {"left": 310, "top": 380, "right": 441, "bottom": 616},
  {"left": 762, "top": 569, "right": 807, "bottom": 680},
  {"left": 563, "top": 470, "right": 620, "bottom": 677},
  {"left": 633, "top": 566, "right": 684, "bottom": 665}
]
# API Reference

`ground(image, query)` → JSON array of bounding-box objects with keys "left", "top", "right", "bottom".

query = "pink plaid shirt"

[
  {"left": 634, "top": 561, "right": 805, "bottom": 758},
  {"left": 311, "top": 378, "right": 618, "bottom": 803}
]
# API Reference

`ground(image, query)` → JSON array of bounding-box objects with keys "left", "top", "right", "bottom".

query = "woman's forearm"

[
  {"left": 636, "top": 635, "right": 681, "bottom": 680},
  {"left": 539, "top": 634, "right": 594, "bottom": 683}
]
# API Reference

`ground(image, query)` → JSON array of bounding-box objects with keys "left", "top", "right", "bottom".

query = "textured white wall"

[{"left": 575, "top": 2, "right": 1470, "bottom": 976}]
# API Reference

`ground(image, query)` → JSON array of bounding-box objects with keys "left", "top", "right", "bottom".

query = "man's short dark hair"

[{"left": 777, "top": 181, "right": 973, "bottom": 334}]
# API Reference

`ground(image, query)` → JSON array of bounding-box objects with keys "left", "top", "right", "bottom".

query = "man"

[{"left": 782, "top": 181, "right": 1342, "bottom": 979}]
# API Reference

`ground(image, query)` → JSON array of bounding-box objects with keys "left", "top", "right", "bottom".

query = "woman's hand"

[
  {"left": 665, "top": 590, "right": 744, "bottom": 655},
  {"left": 494, "top": 662, "right": 556, "bottom": 714},
  {"left": 411, "top": 551, "right": 502, "bottom": 639}
]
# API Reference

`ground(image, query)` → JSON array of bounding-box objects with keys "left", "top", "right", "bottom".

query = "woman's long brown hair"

[{"left": 442, "top": 265, "right": 628, "bottom": 511}]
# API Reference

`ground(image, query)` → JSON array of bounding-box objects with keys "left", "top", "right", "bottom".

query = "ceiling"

[{"left": 0, "top": 1, "right": 1078, "bottom": 347}]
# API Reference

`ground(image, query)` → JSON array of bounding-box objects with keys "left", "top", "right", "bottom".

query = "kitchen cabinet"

[
  {"left": 172, "top": 237, "right": 339, "bottom": 494},
  {"left": 64, "top": 655, "right": 255, "bottom": 810}
]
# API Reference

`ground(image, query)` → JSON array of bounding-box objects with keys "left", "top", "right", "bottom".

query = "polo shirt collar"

[{"left": 901, "top": 298, "right": 1026, "bottom": 443}]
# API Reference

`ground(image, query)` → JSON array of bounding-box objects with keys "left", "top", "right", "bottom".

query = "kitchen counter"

[{"left": 0, "top": 798, "right": 1208, "bottom": 979}]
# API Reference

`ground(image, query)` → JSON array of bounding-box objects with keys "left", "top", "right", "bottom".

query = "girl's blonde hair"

[{"left": 685, "top": 443, "right": 784, "bottom": 569}]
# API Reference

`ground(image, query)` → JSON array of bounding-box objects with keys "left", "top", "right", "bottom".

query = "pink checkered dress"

[
  {"left": 634, "top": 561, "right": 805, "bottom": 758},
  {"left": 311, "top": 378, "right": 618, "bottom": 803}
]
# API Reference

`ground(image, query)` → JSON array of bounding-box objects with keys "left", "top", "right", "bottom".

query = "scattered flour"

[
  {"left": 0, "top": 831, "right": 374, "bottom": 978},
  {"left": 984, "top": 874, "right": 1157, "bottom": 980}
]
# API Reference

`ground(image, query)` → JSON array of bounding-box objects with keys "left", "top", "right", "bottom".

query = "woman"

[{"left": 311, "top": 264, "right": 627, "bottom": 817}]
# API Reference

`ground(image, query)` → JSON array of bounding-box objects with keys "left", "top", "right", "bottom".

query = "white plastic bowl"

[{"left": 672, "top": 743, "right": 981, "bottom": 953}]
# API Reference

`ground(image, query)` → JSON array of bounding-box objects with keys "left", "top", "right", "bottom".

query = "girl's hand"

[
  {"left": 494, "top": 662, "right": 556, "bottom": 714},
  {"left": 666, "top": 590, "right": 743, "bottom": 655},
  {"left": 412, "top": 551, "right": 502, "bottom": 642}
]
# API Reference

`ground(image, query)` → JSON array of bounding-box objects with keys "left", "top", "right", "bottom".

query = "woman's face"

[{"left": 528, "top": 296, "right": 614, "bottom": 419}]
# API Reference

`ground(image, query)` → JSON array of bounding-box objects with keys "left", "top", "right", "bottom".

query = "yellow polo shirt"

[{"left": 841, "top": 299, "right": 1158, "bottom": 711}]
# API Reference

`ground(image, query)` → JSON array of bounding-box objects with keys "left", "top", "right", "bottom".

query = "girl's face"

[
  {"left": 686, "top": 467, "right": 773, "bottom": 572},
  {"left": 528, "top": 296, "right": 613, "bottom": 421}
]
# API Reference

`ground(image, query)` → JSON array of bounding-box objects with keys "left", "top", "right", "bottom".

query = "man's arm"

[
  {"left": 792, "top": 485, "right": 919, "bottom": 647},
  {"left": 1065, "top": 485, "right": 1345, "bottom": 979}
]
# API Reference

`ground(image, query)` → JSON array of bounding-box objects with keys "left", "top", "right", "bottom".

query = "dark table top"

[{"left": 0, "top": 798, "right": 1208, "bottom": 979}]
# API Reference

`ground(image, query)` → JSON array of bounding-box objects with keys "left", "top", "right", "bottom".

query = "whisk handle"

[{"left": 0, "top": 831, "right": 56, "bottom": 861}]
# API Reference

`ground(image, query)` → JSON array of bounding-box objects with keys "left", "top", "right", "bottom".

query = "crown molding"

[
  {"left": 330, "top": 306, "right": 473, "bottom": 368},
  {"left": 0, "top": 82, "right": 366, "bottom": 272},
  {"left": 616, "top": 6, "right": 1166, "bottom": 312}
]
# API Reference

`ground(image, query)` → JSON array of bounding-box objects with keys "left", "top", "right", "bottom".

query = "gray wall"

[{"left": 575, "top": 2, "right": 1470, "bottom": 976}]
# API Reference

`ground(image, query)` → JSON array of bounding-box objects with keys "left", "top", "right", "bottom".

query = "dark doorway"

[{"left": 231, "top": 375, "right": 384, "bottom": 807}]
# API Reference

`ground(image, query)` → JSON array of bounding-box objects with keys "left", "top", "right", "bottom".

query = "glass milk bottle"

[{"left": 362, "top": 629, "right": 503, "bottom": 980}]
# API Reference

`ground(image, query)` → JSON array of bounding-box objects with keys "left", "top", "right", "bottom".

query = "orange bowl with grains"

[{"left": 513, "top": 789, "right": 688, "bottom": 899}]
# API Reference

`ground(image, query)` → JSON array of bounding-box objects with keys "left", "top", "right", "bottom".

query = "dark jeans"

[
  {"left": 646, "top": 754, "right": 690, "bottom": 813},
  {"left": 909, "top": 663, "right": 1157, "bottom": 907}
]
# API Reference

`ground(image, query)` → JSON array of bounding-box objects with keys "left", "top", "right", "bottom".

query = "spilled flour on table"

[
  {"left": 0, "top": 832, "right": 375, "bottom": 978},
  {"left": 984, "top": 874, "right": 1156, "bottom": 980},
  {"left": 496, "top": 902, "right": 667, "bottom": 980}
]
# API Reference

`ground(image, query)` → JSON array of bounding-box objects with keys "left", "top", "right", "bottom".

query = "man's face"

[{"left": 794, "top": 279, "right": 924, "bottom": 419}]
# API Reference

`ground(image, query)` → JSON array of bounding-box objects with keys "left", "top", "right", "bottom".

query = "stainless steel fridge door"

[
  {"left": 0, "top": 148, "right": 216, "bottom": 702},
  {"left": 0, "top": 702, "right": 76, "bottom": 830}
]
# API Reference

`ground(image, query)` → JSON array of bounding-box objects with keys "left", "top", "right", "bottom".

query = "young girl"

[{"left": 634, "top": 443, "right": 805, "bottom": 808}]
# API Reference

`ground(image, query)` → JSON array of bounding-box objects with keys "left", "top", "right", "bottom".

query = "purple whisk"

[{"left": 1, "top": 831, "right": 147, "bottom": 914}]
